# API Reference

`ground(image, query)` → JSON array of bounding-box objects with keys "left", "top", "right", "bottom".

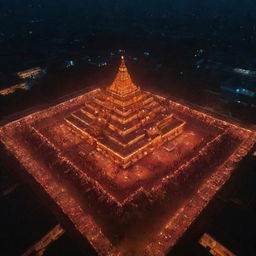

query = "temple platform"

[{"left": 0, "top": 58, "right": 255, "bottom": 256}]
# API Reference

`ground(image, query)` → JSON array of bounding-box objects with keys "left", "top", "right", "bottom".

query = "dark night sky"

[{"left": 0, "top": 1, "right": 256, "bottom": 32}]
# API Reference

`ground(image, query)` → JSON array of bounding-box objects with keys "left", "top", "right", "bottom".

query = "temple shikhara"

[{"left": 0, "top": 57, "right": 255, "bottom": 256}]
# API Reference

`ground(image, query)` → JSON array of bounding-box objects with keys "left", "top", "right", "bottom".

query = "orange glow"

[
  {"left": 0, "top": 57, "right": 255, "bottom": 256},
  {"left": 65, "top": 57, "right": 185, "bottom": 168}
]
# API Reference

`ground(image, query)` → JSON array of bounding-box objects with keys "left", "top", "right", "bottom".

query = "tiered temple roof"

[
  {"left": 106, "top": 56, "right": 139, "bottom": 97},
  {"left": 65, "top": 57, "right": 185, "bottom": 168}
]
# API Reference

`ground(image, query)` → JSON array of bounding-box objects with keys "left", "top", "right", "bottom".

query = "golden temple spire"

[{"left": 106, "top": 56, "right": 139, "bottom": 97}]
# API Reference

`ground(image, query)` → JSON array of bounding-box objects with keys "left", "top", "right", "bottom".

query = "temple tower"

[
  {"left": 106, "top": 56, "right": 139, "bottom": 97},
  {"left": 65, "top": 56, "right": 185, "bottom": 168}
]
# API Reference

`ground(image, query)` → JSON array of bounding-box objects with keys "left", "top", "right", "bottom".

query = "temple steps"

[
  {"left": 94, "top": 91, "right": 154, "bottom": 113},
  {"left": 84, "top": 98, "right": 163, "bottom": 125},
  {"left": 65, "top": 115, "right": 90, "bottom": 133},
  {"left": 73, "top": 110, "right": 94, "bottom": 125}
]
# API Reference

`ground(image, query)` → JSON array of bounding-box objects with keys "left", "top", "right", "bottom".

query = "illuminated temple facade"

[{"left": 65, "top": 57, "right": 185, "bottom": 168}]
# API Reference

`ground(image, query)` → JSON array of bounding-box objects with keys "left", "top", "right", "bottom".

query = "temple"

[
  {"left": 0, "top": 56, "right": 255, "bottom": 256},
  {"left": 65, "top": 57, "right": 185, "bottom": 168}
]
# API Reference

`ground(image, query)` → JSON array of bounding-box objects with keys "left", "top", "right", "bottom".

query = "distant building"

[
  {"left": 118, "top": 49, "right": 125, "bottom": 53},
  {"left": 199, "top": 233, "right": 236, "bottom": 256},
  {"left": 0, "top": 67, "right": 46, "bottom": 95},
  {"left": 97, "top": 61, "right": 107, "bottom": 68},
  {"left": 233, "top": 68, "right": 256, "bottom": 77},
  {"left": 220, "top": 75, "right": 256, "bottom": 106},
  {"left": 65, "top": 60, "right": 75, "bottom": 68},
  {"left": 0, "top": 83, "right": 26, "bottom": 96},
  {"left": 17, "top": 67, "right": 46, "bottom": 80}
]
